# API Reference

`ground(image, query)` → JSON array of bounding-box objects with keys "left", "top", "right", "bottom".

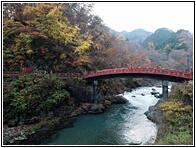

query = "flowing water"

[{"left": 42, "top": 85, "right": 170, "bottom": 145}]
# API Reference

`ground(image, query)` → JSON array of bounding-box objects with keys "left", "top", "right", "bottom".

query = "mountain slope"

[
  {"left": 143, "top": 28, "right": 193, "bottom": 50},
  {"left": 110, "top": 28, "right": 152, "bottom": 45}
]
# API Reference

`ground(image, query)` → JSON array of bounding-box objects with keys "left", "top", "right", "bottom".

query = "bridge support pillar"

[
  {"left": 162, "top": 80, "right": 169, "bottom": 101},
  {"left": 93, "top": 80, "right": 104, "bottom": 104}
]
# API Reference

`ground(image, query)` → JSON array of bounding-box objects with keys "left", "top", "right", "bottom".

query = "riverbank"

[
  {"left": 3, "top": 96, "right": 129, "bottom": 145},
  {"left": 3, "top": 90, "right": 129, "bottom": 145},
  {"left": 3, "top": 80, "right": 160, "bottom": 145},
  {"left": 145, "top": 81, "right": 193, "bottom": 145},
  {"left": 3, "top": 77, "right": 155, "bottom": 145},
  {"left": 3, "top": 77, "right": 159, "bottom": 145},
  {"left": 145, "top": 100, "right": 193, "bottom": 145}
]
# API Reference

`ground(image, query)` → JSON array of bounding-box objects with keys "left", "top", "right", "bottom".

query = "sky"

[{"left": 92, "top": 2, "right": 194, "bottom": 33}]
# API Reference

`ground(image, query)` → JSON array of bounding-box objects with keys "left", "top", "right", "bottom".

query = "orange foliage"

[
  {"left": 146, "top": 58, "right": 151, "bottom": 64},
  {"left": 41, "top": 48, "right": 49, "bottom": 55},
  {"left": 178, "top": 59, "right": 186, "bottom": 65}
]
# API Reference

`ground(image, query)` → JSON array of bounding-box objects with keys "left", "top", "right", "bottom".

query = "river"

[{"left": 42, "top": 85, "right": 170, "bottom": 145}]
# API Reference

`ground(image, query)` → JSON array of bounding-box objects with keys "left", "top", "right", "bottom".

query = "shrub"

[
  {"left": 169, "top": 81, "right": 193, "bottom": 101},
  {"left": 156, "top": 81, "right": 193, "bottom": 145},
  {"left": 159, "top": 100, "right": 192, "bottom": 128},
  {"left": 4, "top": 73, "right": 71, "bottom": 122},
  {"left": 156, "top": 130, "right": 193, "bottom": 145}
]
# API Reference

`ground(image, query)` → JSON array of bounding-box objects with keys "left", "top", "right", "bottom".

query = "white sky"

[{"left": 92, "top": 2, "right": 194, "bottom": 33}]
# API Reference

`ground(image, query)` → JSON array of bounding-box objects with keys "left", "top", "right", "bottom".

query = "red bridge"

[
  {"left": 3, "top": 67, "right": 192, "bottom": 101},
  {"left": 82, "top": 67, "right": 193, "bottom": 82},
  {"left": 3, "top": 67, "right": 193, "bottom": 82}
]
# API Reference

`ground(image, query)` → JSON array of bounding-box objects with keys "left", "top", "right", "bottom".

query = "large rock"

[
  {"left": 144, "top": 100, "right": 167, "bottom": 141},
  {"left": 104, "top": 100, "right": 112, "bottom": 108},
  {"left": 81, "top": 103, "right": 91, "bottom": 112},
  {"left": 144, "top": 100, "right": 163, "bottom": 124},
  {"left": 110, "top": 95, "right": 128, "bottom": 104},
  {"left": 71, "top": 103, "right": 106, "bottom": 115},
  {"left": 145, "top": 106, "right": 162, "bottom": 124},
  {"left": 151, "top": 91, "right": 159, "bottom": 95},
  {"left": 65, "top": 79, "right": 93, "bottom": 103},
  {"left": 89, "top": 104, "right": 105, "bottom": 114}
]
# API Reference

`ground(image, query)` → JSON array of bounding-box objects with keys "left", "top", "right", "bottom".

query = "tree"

[
  {"left": 164, "top": 44, "right": 172, "bottom": 60},
  {"left": 147, "top": 41, "right": 155, "bottom": 50},
  {"left": 3, "top": 3, "right": 93, "bottom": 72},
  {"left": 143, "top": 28, "right": 177, "bottom": 50}
]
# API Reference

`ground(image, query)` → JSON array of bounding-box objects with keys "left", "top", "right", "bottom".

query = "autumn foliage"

[{"left": 3, "top": 3, "right": 193, "bottom": 73}]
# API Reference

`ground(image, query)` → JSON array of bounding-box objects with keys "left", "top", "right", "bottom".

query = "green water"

[{"left": 42, "top": 86, "right": 161, "bottom": 145}]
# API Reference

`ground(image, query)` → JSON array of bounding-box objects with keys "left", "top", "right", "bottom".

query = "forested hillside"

[
  {"left": 3, "top": 3, "right": 193, "bottom": 73},
  {"left": 111, "top": 28, "right": 193, "bottom": 71},
  {"left": 143, "top": 28, "right": 193, "bottom": 50},
  {"left": 143, "top": 28, "right": 193, "bottom": 70},
  {"left": 3, "top": 3, "right": 138, "bottom": 73}
]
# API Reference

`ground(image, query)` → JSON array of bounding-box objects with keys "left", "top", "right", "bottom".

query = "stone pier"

[
  {"left": 93, "top": 80, "right": 104, "bottom": 104},
  {"left": 162, "top": 80, "right": 169, "bottom": 101}
]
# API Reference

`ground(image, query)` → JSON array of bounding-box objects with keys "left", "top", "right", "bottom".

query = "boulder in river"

[
  {"left": 71, "top": 103, "right": 106, "bottom": 115},
  {"left": 128, "top": 141, "right": 142, "bottom": 145},
  {"left": 151, "top": 89, "right": 159, "bottom": 95},
  {"left": 144, "top": 100, "right": 164, "bottom": 124},
  {"left": 154, "top": 94, "right": 160, "bottom": 98},
  {"left": 110, "top": 95, "right": 129, "bottom": 104},
  {"left": 104, "top": 100, "right": 112, "bottom": 108},
  {"left": 89, "top": 103, "right": 105, "bottom": 114}
]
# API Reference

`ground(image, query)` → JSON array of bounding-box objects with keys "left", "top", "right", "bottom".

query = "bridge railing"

[
  {"left": 83, "top": 67, "right": 193, "bottom": 80},
  {"left": 57, "top": 73, "right": 83, "bottom": 77},
  {"left": 22, "top": 67, "right": 34, "bottom": 75},
  {"left": 3, "top": 73, "right": 20, "bottom": 77},
  {"left": 3, "top": 67, "right": 193, "bottom": 80}
]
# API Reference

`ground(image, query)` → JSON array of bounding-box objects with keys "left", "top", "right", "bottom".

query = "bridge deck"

[
  {"left": 83, "top": 67, "right": 193, "bottom": 82},
  {"left": 3, "top": 67, "right": 193, "bottom": 82}
]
